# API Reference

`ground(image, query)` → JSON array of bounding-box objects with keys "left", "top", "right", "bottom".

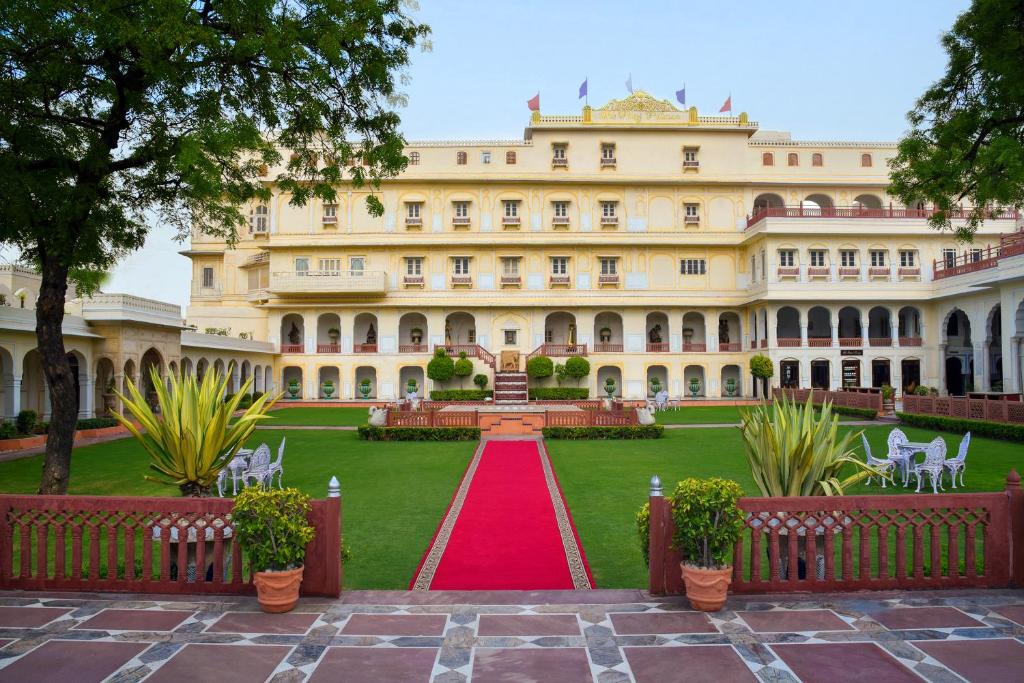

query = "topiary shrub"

[
  {"left": 473, "top": 374, "right": 488, "bottom": 390},
  {"left": 453, "top": 352, "right": 473, "bottom": 387},
  {"left": 15, "top": 410, "right": 37, "bottom": 436},
  {"left": 749, "top": 354, "right": 773, "bottom": 398},
  {"left": 427, "top": 347, "right": 455, "bottom": 385},
  {"left": 526, "top": 355, "right": 554, "bottom": 380},
  {"left": 563, "top": 356, "right": 591, "bottom": 386}
]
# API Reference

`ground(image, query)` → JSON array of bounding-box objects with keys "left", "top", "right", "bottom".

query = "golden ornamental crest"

[{"left": 597, "top": 91, "right": 679, "bottom": 113}]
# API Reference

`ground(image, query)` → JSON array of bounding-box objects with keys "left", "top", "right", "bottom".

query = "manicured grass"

[
  {"left": 547, "top": 425, "right": 1019, "bottom": 589},
  {"left": 0, "top": 430, "right": 474, "bottom": 590},
  {"left": 265, "top": 406, "right": 371, "bottom": 426},
  {"left": 655, "top": 406, "right": 745, "bottom": 424}
]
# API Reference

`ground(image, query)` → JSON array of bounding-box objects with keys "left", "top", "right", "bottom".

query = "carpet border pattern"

[{"left": 537, "top": 439, "right": 593, "bottom": 590}]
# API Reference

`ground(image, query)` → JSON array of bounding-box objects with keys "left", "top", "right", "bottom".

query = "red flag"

[
  {"left": 719, "top": 95, "right": 732, "bottom": 113},
  {"left": 527, "top": 92, "right": 540, "bottom": 111}
]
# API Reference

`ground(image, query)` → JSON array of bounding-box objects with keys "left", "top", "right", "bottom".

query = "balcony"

[
  {"left": 808, "top": 338, "right": 832, "bottom": 347},
  {"left": 869, "top": 337, "right": 892, "bottom": 347},
  {"left": 600, "top": 157, "right": 617, "bottom": 168},
  {"left": 451, "top": 216, "right": 471, "bottom": 228},
  {"left": 450, "top": 275, "right": 472, "bottom": 287},
  {"left": 549, "top": 275, "right": 571, "bottom": 287},
  {"left": 552, "top": 216, "right": 570, "bottom": 229},
  {"left": 551, "top": 157, "right": 568, "bottom": 168},
  {"left": 719, "top": 342, "right": 741, "bottom": 352},
  {"left": 600, "top": 216, "right": 619, "bottom": 228},
  {"left": 501, "top": 216, "right": 521, "bottom": 228},
  {"left": 321, "top": 214, "right": 338, "bottom": 225},
  {"left": 191, "top": 284, "right": 222, "bottom": 298},
  {"left": 646, "top": 342, "right": 669, "bottom": 353},
  {"left": 745, "top": 204, "right": 1019, "bottom": 230},
  {"left": 500, "top": 275, "right": 522, "bottom": 287},
  {"left": 682, "top": 160, "right": 700, "bottom": 169},
  {"left": 839, "top": 337, "right": 862, "bottom": 348},
  {"left": 529, "top": 343, "right": 587, "bottom": 358},
  {"left": 280, "top": 343, "right": 304, "bottom": 353},
  {"left": 807, "top": 266, "right": 830, "bottom": 280},
  {"left": 777, "top": 338, "right": 801, "bottom": 347},
  {"left": 317, "top": 343, "right": 340, "bottom": 354},
  {"left": 899, "top": 336, "right": 923, "bottom": 347},
  {"left": 246, "top": 289, "right": 269, "bottom": 303},
  {"left": 404, "top": 216, "right": 422, "bottom": 229},
  {"left": 269, "top": 270, "right": 387, "bottom": 297},
  {"left": 868, "top": 267, "right": 890, "bottom": 280},
  {"left": 398, "top": 344, "right": 428, "bottom": 353},
  {"left": 682, "top": 343, "right": 706, "bottom": 352},
  {"left": 684, "top": 215, "right": 700, "bottom": 225},
  {"left": 776, "top": 267, "right": 799, "bottom": 280},
  {"left": 931, "top": 235, "right": 1024, "bottom": 280},
  {"left": 898, "top": 267, "right": 921, "bottom": 279},
  {"left": 598, "top": 274, "right": 620, "bottom": 286},
  {"left": 838, "top": 267, "right": 860, "bottom": 279},
  {"left": 353, "top": 343, "right": 377, "bottom": 354},
  {"left": 403, "top": 275, "right": 425, "bottom": 288},
  {"left": 593, "top": 343, "right": 623, "bottom": 353}
]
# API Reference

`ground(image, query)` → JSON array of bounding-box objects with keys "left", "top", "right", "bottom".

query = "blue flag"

[
  {"left": 579, "top": 78, "right": 588, "bottom": 99},
  {"left": 676, "top": 86, "right": 686, "bottom": 106}
]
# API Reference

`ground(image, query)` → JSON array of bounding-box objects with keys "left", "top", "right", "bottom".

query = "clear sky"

[{"left": 99, "top": 0, "right": 971, "bottom": 312}]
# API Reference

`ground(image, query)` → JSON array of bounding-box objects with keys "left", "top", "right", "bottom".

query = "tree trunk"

[{"left": 36, "top": 254, "right": 77, "bottom": 494}]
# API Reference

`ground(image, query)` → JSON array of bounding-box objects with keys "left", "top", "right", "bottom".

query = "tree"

[
  {"left": 526, "top": 355, "right": 554, "bottom": 381},
  {"left": 749, "top": 354, "right": 774, "bottom": 398},
  {"left": 473, "top": 374, "right": 488, "bottom": 390},
  {"left": 427, "top": 348, "right": 455, "bottom": 385},
  {"left": 888, "top": 0, "right": 1024, "bottom": 239},
  {"left": 0, "top": 1, "right": 428, "bottom": 493},
  {"left": 453, "top": 352, "right": 473, "bottom": 388},
  {"left": 563, "top": 356, "right": 591, "bottom": 387}
]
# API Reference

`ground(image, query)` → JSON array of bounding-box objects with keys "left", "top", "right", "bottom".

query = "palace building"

[{"left": 2, "top": 91, "right": 1023, "bottom": 416}]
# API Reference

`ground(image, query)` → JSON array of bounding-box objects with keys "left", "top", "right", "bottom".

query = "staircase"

[{"left": 494, "top": 371, "right": 528, "bottom": 405}]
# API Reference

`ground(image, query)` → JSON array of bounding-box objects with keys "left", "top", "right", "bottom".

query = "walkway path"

[
  {"left": 411, "top": 438, "right": 593, "bottom": 591},
  {"left": 0, "top": 588, "right": 1021, "bottom": 681}
]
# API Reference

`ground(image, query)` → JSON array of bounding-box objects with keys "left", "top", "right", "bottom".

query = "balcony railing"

[
  {"left": 500, "top": 275, "right": 522, "bottom": 287},
  {"left": 593, "top": 343, "right": 623, "bottom": 353},
  {"left": 528, "top": 343, "right": 587, "bottom": 358},
  {"left": 838, "top": 267, "right": 860, "bottom": 278},
  {"left": 450, "top": 275, "right": 472, "bottom": 287},
  {"left": 405, "top": 216, "right": 422, "bottom": 228},
  {"left": 280, "top": 343, "right": 303, "bottom": 353},
  {"left": 600, "top": 157, "right": 617, "bottom": 167},
  {"left": 868, "top": 267, "right": 890, "bottom": 278},
  {"left": 353, "top": 343, "right": 377, "bottom": 354},
  {"left": 684, "top": 215, "right": 700, "bottom": 224},
  {"left": 598, "top": 274, "right": 620, "bottom": 285},
  {"left": 451, "top": 216, "right": 471, "bottom": 228},
  {"left": 808, "top": 338, "right": 832, "bottom": 347},
  {"left": 501, "top": 216, "right": 521, "bottom": 227},
  {"left": 719, "top": 342, "right": 741, "bottom": 352},
  {"left": 807, "top": 266, "right": 829, "bottom": 279},
  {"left": 899, "top": 336, "right": 923, "bottom": 346},
  {"left": 399, "top": 344, "right": 428, "bottom": 353},
  {"left": 403, "top": 275, "right": 424, "bottom": 288},
  {"left": 269, "top": 270, "right": 387, "bottom": 296},
  {"left": 317, "top": 343, "right": 340, "bottom": 353},
  {"left": 682, "top": 342, "right": 706, "bottom": 352},
  {"left": 777, "top": 338, "right": 801, "bottom": 347},
  {"left": 898, "top": 266, "right": 921, "bottom": 278},
  {"left": 246, "top": 288, "right": 269, "bottom": 303},
  {"left": 746, "top": 204, "right": 1019, "bottom": 229},
  {"left": 869, "top": 337, "right": 892, "bottom": 347},
  {"left": 931, "top": 234, "right": 1024, "bottom": 280},
  {"left": 321, "top": 214, "right": 338, "bottom": 224},
  {"left": 552, "top": 216, "right": 570, "bottom": 228},
  {"left": 682, "top": 160, "right": 700, "bottom": 168},
  {"left": 839, "top": 337, "right": 862, "bottom": 347},
  {"left": 600, "top": 216, "right": 619, "bottom": 226},
  {"left": 549, "top": 275, "right": 571, "bottom": 287},
  {"left": 551, "top": 157, "right": 568, "bottom": 168},
  {"left": 646, "top": 342, "right": 669, "bottom": 353},
  {"left": 776, "top": 267, "right": 799, "bottom": 279}
]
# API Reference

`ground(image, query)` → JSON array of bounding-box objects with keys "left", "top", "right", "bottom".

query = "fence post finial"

[
  {"left": 328, "top": 476, "right": 341, "bottom": 498},
  {"left": 650, "top": 475, "right": 662, "bottom": 497}
]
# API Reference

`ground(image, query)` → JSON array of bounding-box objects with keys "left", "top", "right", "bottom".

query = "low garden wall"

[
  {"left": 0, "top": 423, "right": 132, "bottom": 454},
  {"left": 0, "top": 489, "right": 342, "bottom": 597},
  {"left": 773, "top": 388, "right": 882, "bottom": 415},
  {"left": 903, "top": 394, "right": 1024, "bottom": 424},
  {"left": 647, "top": 471, "right": 1024, "bottom": 595},
  {"left": 385, "top": 409, "right": 639, "bottom": 429}
]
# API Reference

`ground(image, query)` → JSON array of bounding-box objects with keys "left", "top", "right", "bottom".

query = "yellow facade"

[{"left": 184, "top": 92, "right": 1024, "bottom": 400}]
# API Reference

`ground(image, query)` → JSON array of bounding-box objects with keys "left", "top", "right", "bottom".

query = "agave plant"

[
  {"left": 739, "top": 395, "right": 881, "bottom": 496},
  {"left": 114, "top": 367, "right": 281, "bottom": 496}
]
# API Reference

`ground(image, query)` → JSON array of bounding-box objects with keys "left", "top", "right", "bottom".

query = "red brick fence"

[
  {"left": 649, "top": 471, "right": 1024, "bottom": 594},
  {"left": 773, "top": 388, "right": 883, "bottom": 414},
  {"left": 903, "top": 394, "right": 1024, "bottom": 424},
  {"left": 386, "top": 409, "right": 639, "bottom": 429},
  {"left": 0, "top": 485, "right": 342, "bottom": 597}
]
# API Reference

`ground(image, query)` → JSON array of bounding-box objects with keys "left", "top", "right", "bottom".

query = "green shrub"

[
  {"left": 223, "top": 392, "right": 236, "bottom": 404},
  {"left": 428, "top": 389, "right": 493, "bottom": 401},
  {"left": 75, "top": 417, "right": 119, "bottom": 430},
  {"left": 829, "top": 405, "right": 878, "bottom": 419},
  {"left": 473, "top": 374, "right": 488, "bottom": 390},
  {"left": 237, "top": 394, "right": 254, "bottom": 409},
  {"left": 880, "top": 384, "right": 894, "bottom": 401},
  {"left": 526, "top": 355, "right": 554, "bottom": 379},
  {"left": 15, "top": 410, "right": 36, "bottom": 436},
  {"left": 636, "top": 501, "right": 651, "bottom": 566},
  {"left": 563, "top": 356, "right": 591, "bottom": 386},
  {"left": 357, "top": 425, "right": 481, "bottom": 441},
  {"left": 914, "top": 385, "right": 932, "bottom": 396},
  {"left": 897, "top": 412, "right": 1024, "bottom": 443},
  {"left": 541, "top": 425, "right": 664, "bottom": 440},
  {"left": 670, "top": 478, "right": 744, "bottom": 569},
  {"left": 427, "top": 347, "right": 455, "bottom": 384},
  {"left": 0, "top": 422, "right": 18, "bottom": 440},
  {"left": 528, "top": 388, "right": 589, "bottom": 400},
  {"left": 252, "top": 391, "right": 265, "bottom": 401},
  {"left": 453, "top": 352, "right": 473, "bottom": 387},
  {"left": 233, "top": 487, "right": 315, "bottom": 572},
  {"left": 749, "top": 355, "right": 773, "bottom": 379}
]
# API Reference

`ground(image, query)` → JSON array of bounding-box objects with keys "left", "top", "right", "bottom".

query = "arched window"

[
  {"left": 505, "top": 151, "right": 517, "bottom": 164},
  {"left": 811, "top": 152, "right": 823, "bottom": 167},
  {"left": 408, "top": 151, "right": 420, "bottom": 165},
  {"left": 456, "top": 151, "right": 467, "bottom": 165},
  {"left": 762, "top": 152, "right": 774, "bottom": 167},
  {"left": 787, "top": 153, "right": 798, "bottom": 167},
  {"left": 861, "top": 153, "right": 873, "bottom": 167}
]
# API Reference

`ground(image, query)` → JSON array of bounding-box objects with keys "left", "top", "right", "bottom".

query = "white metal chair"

[
  {"left": 886, "top": 428, "right": 911, "bottom": 485},
  {"left": 241, "top": 443, "right": 272, "bottom": 488},
  {"left": 654, "top": 390, "right": 669, "bottom": 411},
  {"left": 267, "top": 437, "right": 286, "bottom": 488},
  {"left": 861, "top": 434, "right": 894, "bottom": 487},
  {"left": 913, "top": 437, "right": 947, "bottom": 494},
  {"left": 943, "top": 432, "right": 971, "bottom": 488}
]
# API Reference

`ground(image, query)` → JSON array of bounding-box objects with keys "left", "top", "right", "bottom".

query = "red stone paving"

[
  {"left": 868, "top": 606, "right": 984, "bottom": 630},
  {"left": 993, "top": 604, "right": 1024, "bottom": 626},
  {"left": 772, "top": 643, "right": 919, "bottom": 683},
  {"left": 913, "top": 638, "right": 1024, "bottom": 681},
  {"left": 307, "top": 647, "right": 439, "bottom": 683},
  {"left": 610, "top": 611, "right": 716, "bottom": 634},
  {"left": 341, "top": 614, "right": 447, "bottom": 636},
  {"left": 472, "top": 648, "right": 594, "bottom": 683},
  {"left": 74, "top": 608, "right": 192, "bottom": 631},
  {"left": 0, "top": 606, "right": 70, "bottom": 628},
  {"left": 624, "top": 645, "right": 758, "bottom": 683},
  {"left": 0, "top": 640, "right": 147, "bottom": 683},
  {"left": 477, "top": 613, "right": 581, "bottom": 636},
  {"left": 146, "top": 643, "right": 291, "bottom": 683},
  {"left": 207, "top": 611, "right": 320, "bottom": 634},
  {"left": 738, "top": 609, "right": 852, "bottom": 632}
]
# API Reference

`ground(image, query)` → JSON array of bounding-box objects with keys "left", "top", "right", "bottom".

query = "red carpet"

[{"left": 411, "top": 439, "right": 594, "bottom": 590}]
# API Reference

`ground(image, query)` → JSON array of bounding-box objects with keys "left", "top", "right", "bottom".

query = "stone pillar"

[
  {"left": 938, "top": 343, "right": 948, "bottom": 395},
  {"left": 1012, "top": 336, "right": 1024, "bottom": 394},
  {"left": 974, "top": 341, "right": 986, "bottom": 394},
  {"left": 800, "top": 324, "right": 808, "bottom": 347},
  {"left": 767, "top": 307, "right": 778, "bottom": 348},
  {"left": 831, "top": 315, "right": 840, "bottom": 348},
  {"left": 3, "top": 376, "right": 21, "bottom": 420},
  {"left": 81, "top": 377, "right": 94, "bottom": 419},
  {"left": 891, "top": 311, "right": 900, "bottom": 348},
  {"left": 41, "top": 380, "right": 51, "bottom": 420},
  {"left": 861, "top": 320, "right": 870, "bottom": 348}
]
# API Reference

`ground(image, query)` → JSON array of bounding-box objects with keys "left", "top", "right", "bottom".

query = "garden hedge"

[
  {"left": 528, "top": 388, "right": 589, "bottom": 400},
  {"left": 830, "top": 406, "right": 878, "bottom": 420},
  {"left": 896, "top": 412, "right": 1024, "bottom": 443},
  {"left": 357, "top": 425, "right": 481, "bottom": 441},
  {"left": 75, "top": 417, "right": 119, "bottom": 430},
  {"left": 542, "top": 425, "right": 664, "bottom": 440},
  {"left": 428, "top": 389, "right": 493, "bottom": 401}
]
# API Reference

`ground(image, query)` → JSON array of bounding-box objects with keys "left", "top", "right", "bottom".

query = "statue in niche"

[
  {"left": 445, "top": 323, "right": 452, "bottom": 346},
  {"left": 568, "top": 323, "right": 577, "bottom": 345},
  {"left": 366, "top": 323, "right": 377, "bottom": 345},
  {"left": 288, "top": 322, "right": 301, "bottom": 345},
  {"left": 648, "top": 324, "right": 662, "bottom": 344},
  {"left": 719, "top": 319, "right": 730, "bottom": 344}
]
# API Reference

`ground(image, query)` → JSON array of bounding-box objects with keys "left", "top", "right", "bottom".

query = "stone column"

[
  {"left": 861, "top": 320, "right": 870, "bottom": 348},
  {"left": 3, "top": 376, "right": 21, "bottom": 420},
  {"left": 891, "top": 311, "right": 900, "bottom": 347},
  {"left": 767, "top": 307, "right": 778, "bottom": 348},
  {"left": 974, "top": 341, "right": 986, "bottom": 394},
  {"left": 81, "top": 377, "right": 94, "bottom": 419},
  {"left": 831, "top": 313, "right": 840, "bottom": 348},
  {"left": 800, "top": 324, "right": 808, "bottom": 347},
  {"left": 938, "top": 343, "right": 948, "bottom": 394}
]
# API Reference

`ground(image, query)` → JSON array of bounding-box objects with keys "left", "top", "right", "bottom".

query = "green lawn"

[
  {"left": 0, "top": 429, "right": 474, "bottom": 590},
  {"left": 547, "top": 425, "right": 1018, "bottom": 589},
  {"left": 655, "top": 406, "right": 745, "bottom": 424},
  {"left": 264, "top": 406, "right": 371, "bottom": 426}
]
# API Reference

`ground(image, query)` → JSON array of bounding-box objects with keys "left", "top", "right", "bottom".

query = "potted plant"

[
  {"left": 358, "top": 378, "right": 372, "bottom": 399},
  {"left": 725, "top": 377, "right": 737, "bottom": 397},
  {"left": 649, "top": 376, "right": 662, "bottom": 397},
  {"left": 670, "top": 478, "right": 745, "bottom": 611},
  {"left": 604, "top": 376, "right": 616, "bottom": 398},
  {"left": 327, "top": 327, "right": 340, "bottom": 344},
  {"left": 321, "top": 380, "right": 335, "bottom": 399},
  {"left": 880, "top": 384, "right": 895, "bottom": 412},
  {"left": 102, "top": 377, "right": 117, "bottom": 415},
  {"left": 233, "top": 487, "right": 315, "bottom": 613},
  {"left": 406, "top": 378, "right": 418, "bottom": 396},
  {"left": 287, "top": 378, "right": 300, "bottom": 399},
  {"left": 410, "top": 327, "right": 423, "bottom": 345},
  {"left": 599, "top": 327, "right": 612, "bottom": 343},
  {"left": 689, "top": 377, "right": 701, "bottom": 398}
]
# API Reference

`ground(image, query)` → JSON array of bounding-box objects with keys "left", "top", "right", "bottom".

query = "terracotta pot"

[
  {"left": 253, "top": 565, "right": 304, "bottom": 613},
  {"left": 681, "top": 564, "right": 732, "bottom": 612}
]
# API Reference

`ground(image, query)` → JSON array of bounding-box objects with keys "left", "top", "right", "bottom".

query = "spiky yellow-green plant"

[
  {"left": 739, "top": 395, "right": 880, "bottom": 496},
  {"left": 113, "top": 367, "right": 281, "bottom": 496}
]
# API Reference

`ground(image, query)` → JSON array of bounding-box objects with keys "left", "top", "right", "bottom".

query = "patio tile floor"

[{"left": 0, "top": 588, "right": 1021, "bottom": 681}]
